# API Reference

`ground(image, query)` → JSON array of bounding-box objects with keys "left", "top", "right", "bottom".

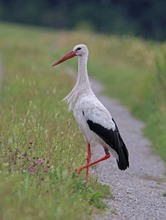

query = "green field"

[{"left": 0, "top": 23, "right": 166, "bottom": 219}]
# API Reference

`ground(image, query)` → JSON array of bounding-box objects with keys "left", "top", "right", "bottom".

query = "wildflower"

[
  {"left": 34, "top": 168, "right": 39, "bottom": 174},
  {"left": 22, "top": 152, "right": 27, "bottom": 157},
  {"left": 27, "top": 166, "right": 33, "bottom": 172},
  {"left": 43, "top": 168, "right": 49, "bottom": 173},
  {"left": 38, "top": 159, "right": 43, "bottom": 165},
  {"left": 34, "top": 158, "right": 43, "bottom": 166}
]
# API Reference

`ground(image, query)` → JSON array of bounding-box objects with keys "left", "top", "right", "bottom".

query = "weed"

[
  {"left": 163, "top": 192, "right": 166, "bottom": 197},
  {"left": 111, "top": 208, "right": 118, "bottom": 215}
]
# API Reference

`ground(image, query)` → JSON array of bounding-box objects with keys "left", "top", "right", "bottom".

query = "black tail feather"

[{"left": 116, "top": 135, "right": 129, "bottom": 170}]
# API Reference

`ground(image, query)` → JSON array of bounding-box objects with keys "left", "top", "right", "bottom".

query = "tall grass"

[
  {"left": 0, "top": 22, "right": 165, "bottom": 219},
  {"left": 0, "top": 23, "right": 111, "bottom": 220},
  {"left": 145, "top": 53, "right": 166, "bottom": 160}
]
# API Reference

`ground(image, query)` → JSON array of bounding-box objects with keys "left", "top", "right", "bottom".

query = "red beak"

[{"left": 52, "top": 51, "right": 76, "bottom": 67}]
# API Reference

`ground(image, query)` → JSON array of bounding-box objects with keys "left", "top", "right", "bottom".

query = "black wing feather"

[{"left": 87, "top": 118, "right": 129, "bottom": 170}]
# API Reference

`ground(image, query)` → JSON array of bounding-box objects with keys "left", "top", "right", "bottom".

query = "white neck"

[
  {"left": 77, "top": 55, "right": 90, "bottom": 87},
  {"left": 63, "top": 54, "right": 92, "bottom": 110}
]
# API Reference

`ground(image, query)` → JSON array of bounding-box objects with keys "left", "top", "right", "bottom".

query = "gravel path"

[{"left": 90, "top": 79, "right": 166, "bottom": 220}]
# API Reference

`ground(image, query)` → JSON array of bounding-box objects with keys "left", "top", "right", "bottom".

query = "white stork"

[{"left": 52, "top": 44, "right": 129, "bottom": 183}]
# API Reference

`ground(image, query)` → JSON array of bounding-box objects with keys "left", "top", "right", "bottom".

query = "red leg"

[
  {"left": 76, "top": 145, "right": 110, "bottom": 176},
  {"left": 85, "top": 143, "right": 91, "bottom": 183}
]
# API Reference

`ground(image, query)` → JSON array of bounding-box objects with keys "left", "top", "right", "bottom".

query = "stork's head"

[
  {"left": 73, "top": 44, "right": 88, "bottom": 57},
  {"left": 52, "top": 44, "right": 88, "bottom": 66}
]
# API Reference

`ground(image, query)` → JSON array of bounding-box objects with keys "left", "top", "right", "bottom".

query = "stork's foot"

[
  {"left": 74, "top": 167, "right": 89, "bottom": 185},
  {"left": 75, "top": 145, "right": 110, "bottom": 184},
  {"left": 73, "top": 168, "right": 84, "bottom": 179},
  {"left": 75, "top": 167, "right": 84, "bottom": 175},
  {"left": 75, "top": 153, "right": 110, "bottom": 174}
]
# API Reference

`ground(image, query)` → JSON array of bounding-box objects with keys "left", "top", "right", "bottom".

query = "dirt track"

[{"left": 90, "top": 78, "right": 166, "bottom": 220}]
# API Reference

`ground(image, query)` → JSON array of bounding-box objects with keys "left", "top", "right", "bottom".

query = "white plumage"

[{"left": 52, "top": 44, "right": 129, "bottom": 183}]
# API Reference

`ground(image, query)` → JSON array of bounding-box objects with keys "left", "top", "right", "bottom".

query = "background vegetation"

[
  {"left": 0, "top": 20, "right": 166, "bottom": 219},
  {"left": 0, "top": 0, "right": 166, "bottom": 41}
]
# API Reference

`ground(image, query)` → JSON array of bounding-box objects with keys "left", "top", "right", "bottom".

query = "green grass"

[
  {"left": 0, "top": 23, "right": 111, "bottom": 220},
  {"left": 0, "top": 22, "right": 166, "bottom": 219}
]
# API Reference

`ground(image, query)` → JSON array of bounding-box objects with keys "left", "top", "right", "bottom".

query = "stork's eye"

[{"left": 76, "top": 47, "right": 81, "bottom": 51}]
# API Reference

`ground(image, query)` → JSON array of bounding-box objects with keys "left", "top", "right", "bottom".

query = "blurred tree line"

[{"left": 0, "top": 0, "right": 166, "bottom": 40}]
